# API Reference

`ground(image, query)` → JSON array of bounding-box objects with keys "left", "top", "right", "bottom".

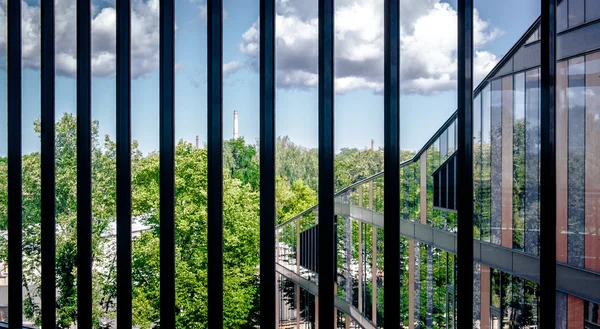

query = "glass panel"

[
  {"left": 513, "top": 73, "right": 526, "bottom": 252},
  {"left": 525, "top": 27, "right": 540, "bottom": 44},
  {"left": 441, "top": 166, "right": 447, "bottom": 209},
  {"left": 585, "top": 51, "right": 600, "bottom": 273},
  {"left": 449, "top": 122, "right": 456, "bottom": 155},
  {"left": 569, "top": 0, "right": 585, "bottom": 27},
  {"left": 441, "top": 130, "right": 448, "bottom": 161},
  {"left": 410, "top": 245, "right": 454, "bottom": 328},
  {"left": 558, "top": 0, "right": 568, "bottom": 32},
  {"left": 448, "top": 157, "right": 455, "bottom": 210},
  {"left": 501, "top": 75, "right": 513, "bottom": 249},
  {"left": 434, "top": 171, "right": 440, "bottom": 208},
  {"left": 556, "top": 12, "right": 600, "bottom": 321},
  {"left": 472, "top": 0, "right": 542, "bottom": 321},
  {"left": 557, "top": 60, "right": 569, "bottom": 265},
  {"left": 524, "top": 68, "right": 540, "bottom": 256},
  {"left": 500, "top": 273, "right": 540, "bottom": 328},
  {"left": 567, "top": 56, "right": 586, "bottom": 268},
  {"left": 586, "top": 0, "right": 600, "bottom": 22},
  {"left": 474, "top": 94, "right": 482, "bottom": 240},
  {"left": 490, "top": 78, "right": 502, "bottom": 246},
  {"left": 482, "top": 84, "right": 492, "bottom": 243}
]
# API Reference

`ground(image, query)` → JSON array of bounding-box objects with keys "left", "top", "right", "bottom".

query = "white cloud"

[
  {"left": 239, "top": 0, "right": 503, "bottom": 95},
  {"left": 223, "top": 61, "right": 241, "bottom": 77},
  {"left": 0, "top": 0, "right": 160, "bottom": 79}
]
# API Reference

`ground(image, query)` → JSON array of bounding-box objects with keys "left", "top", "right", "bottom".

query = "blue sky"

[{"left": 0, "top": 0, "right": 540, "bottom": 156}]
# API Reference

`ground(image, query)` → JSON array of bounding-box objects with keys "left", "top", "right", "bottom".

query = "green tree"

[
  {"left": 276, "top": 177, "right": 317, "bottom": 224},
  {"left": 276, "top": 136, "right": 319, "bottom": 191},
  {"left": 0, "top": 114, "right": 123, "bottom": 328},
  {"left": 224, "top": 137, "right": 260, "bottom": 190},
  {"left": 334, "top": 147, "right": 384, "bottom": 191},
  {"left": 130, "top": 141, "right": 261, "bottom": 328}
]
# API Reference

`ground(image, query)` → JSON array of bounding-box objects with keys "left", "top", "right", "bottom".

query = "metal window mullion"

[
  {"left": 116, "top": 0, "right": 132, "bottom": 326},
  {"left": 317, "top": 0, "right": 335, "bottom": 326},
  {"left": 207, "top": 0, "right": 224, "bottom": 327},
  {"left": 159, "top": 0, "right": 176, "bottom": 325},
  {"left": 76, "top": 0, "right": 93, "bottom": 325},
  {"left": 259, "top": 0, "right": 276, "bottom": 327},
  {"left": 540, "top": 0, "right": 557, "bottom": 327},
  {"left": 383, "top": 0, "right": 400, "bottom": 327},
  {"left": 41, "top": 0, "right": 56, "bottom": 325},
  {"left": 7, "top": 0, "right": 23, "bottom": 325},
  {"left": 456, "top": 0, "right": 474, "bottom": 327}
]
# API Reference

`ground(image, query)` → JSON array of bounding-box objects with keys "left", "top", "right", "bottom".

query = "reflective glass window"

[
  {"left": 491, "top": 79, "right": 503, "bottom": 245},
  {"left": 567, "top": 56, "right": 586, "bottom": 268},
  {"left": 569, "top": 0, "right": 585, "bottom": 27},
  {"left": 586, "top": 0, "right": 600, "bottom": 21},
  {"left": 558, "top": 0, "right": 568, "bottom": 32}
]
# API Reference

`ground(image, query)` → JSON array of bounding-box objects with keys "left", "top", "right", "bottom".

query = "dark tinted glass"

[
  {"left": 441, "top": 165, "right": 447, "bottom": 209},
  {"left": 448, "top": 157, "right": 455, "bottom": 210}
]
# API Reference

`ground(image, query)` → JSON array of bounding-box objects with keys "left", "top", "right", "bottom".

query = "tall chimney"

[
  {"left": 233, "top": 110, "right": 239, "bottom": 139},
  {"left": 196, "top": 135, "right": 199, "bottom": 149},
  {"left": 371, "top": 139, "right": 375, "bottom": 151}
]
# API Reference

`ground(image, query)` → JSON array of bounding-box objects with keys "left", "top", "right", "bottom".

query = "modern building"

[{"left": 274, "top": 1, "right": 600, "bottom": 328}]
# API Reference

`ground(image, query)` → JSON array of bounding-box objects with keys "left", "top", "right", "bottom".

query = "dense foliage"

[{"left": 0, "top": 115, "right": 319, "bottom": 328}]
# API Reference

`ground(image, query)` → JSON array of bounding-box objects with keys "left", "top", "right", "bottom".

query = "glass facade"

[{"left": 472, "top": 69, "right": 542, "bottom": 255}]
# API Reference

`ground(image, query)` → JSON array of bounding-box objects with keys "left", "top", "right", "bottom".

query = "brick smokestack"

[
  {"left": 371, "top": 139, "right": 375, "bottom": 151},
  {"left": 234, "top": 110, "right": 239, "bottom": 139},
  {"left": 196, "top": 135, "right": 199, "bottom": 149}
]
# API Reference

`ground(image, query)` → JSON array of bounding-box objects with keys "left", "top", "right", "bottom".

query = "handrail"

[{"left": 276, "top": 110, "right": 458, "bottom": 229}]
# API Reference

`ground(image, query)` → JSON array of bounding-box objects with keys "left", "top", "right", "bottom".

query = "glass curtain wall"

[{"left": 471, "top": 1, "right": 541, "bottom": 328}]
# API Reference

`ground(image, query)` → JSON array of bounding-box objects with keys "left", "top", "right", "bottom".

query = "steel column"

[
  {"left": 40, "top": 0, "right": 56, "bottom": 325},
  {"left": 260, "top": 0, "right": 276, "bottom": 326},
  {"left": 456, "top": 0, "right": 474, "bottom": 327},
  {"left": 159, "top": 0, "right": 176, "bottom": 324},
  {"left": 384, "top": 0, "right": 401, "bottom": 327},
  {"left": 76, "top": 0, "right": 93, "bottom": 324},
  {"left": 7, "top": 0, "right": 23, "bottom": 325},
  {"left": 116, "top": 0, "right": 133, "bottom": 326},
  {"left": 540, "top": 0, "right": 557, "bottom": 326},
  {"left": 207, "top": 0, "right": 224, "bottom": 327},
  {"left": 317, "top": 0, "right": 335, "bottom": 327}
]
